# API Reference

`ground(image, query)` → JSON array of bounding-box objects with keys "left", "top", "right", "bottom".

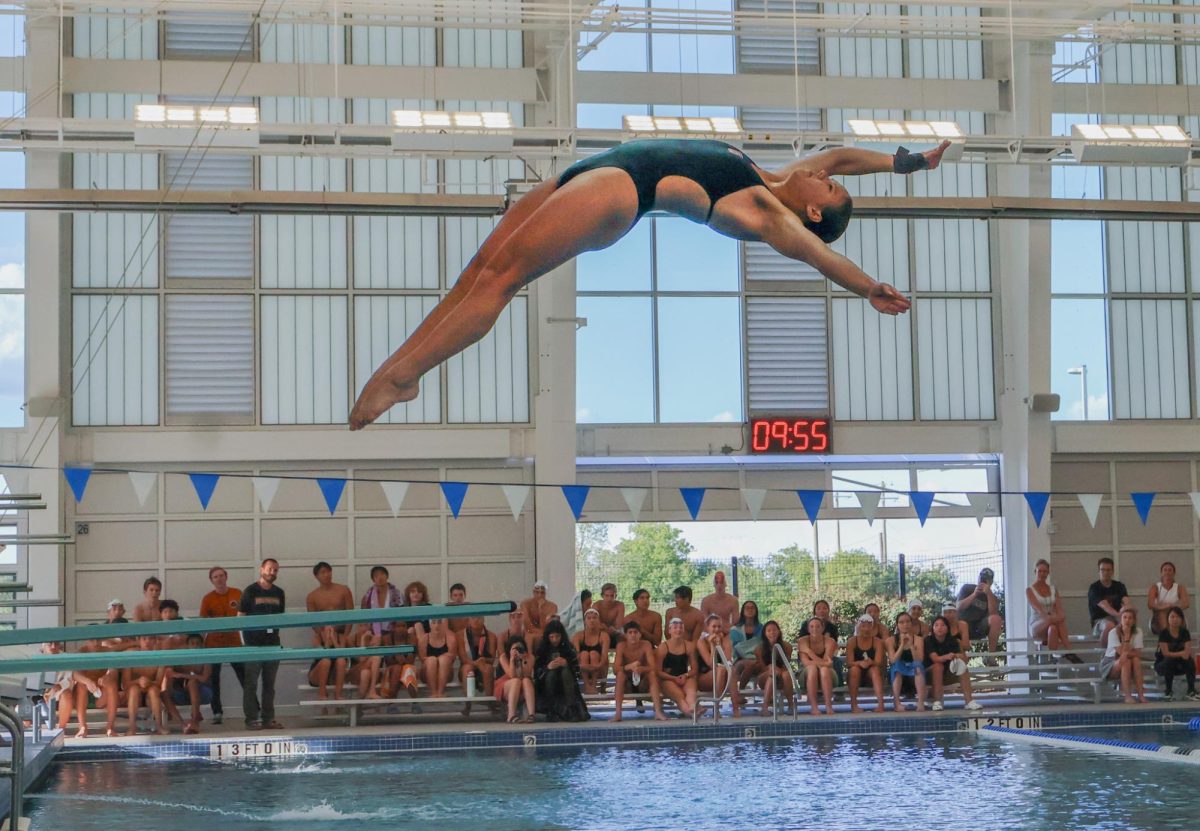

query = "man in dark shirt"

[
  {"left": 956, "top": 567, "right": 1004, "bottom": 664},
  {"left": 239, "top": 558, "right": 285, "bottom": 730},
  {"left": 1087, "top": 557, "right": 1129, "bottom": 647}
]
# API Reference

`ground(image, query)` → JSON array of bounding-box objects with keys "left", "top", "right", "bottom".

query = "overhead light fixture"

[
  {"left": 391, "top": 109, "right": 515, "bottom": 153},
  {"left": 846, "top": 118, "right": 965, "bottom": 161},
  {"left": 1070, "top": 122, "right": 1192, "bottom": 164},
  {"left": 133, "top": 103, "right": 259, "bottom": 148},
  {"left": 622, "top": 115, "right": 743, "bottom": 135}
]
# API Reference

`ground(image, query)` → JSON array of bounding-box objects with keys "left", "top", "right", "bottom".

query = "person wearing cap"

[
  {"left": 700, "top": 571, "right": 739, "bottom": 633},
  {"left": 573, "top": 607, "right": 611, "bottom": 695},
  {"left": 105, "top": 599, "right": 127, "bottom": 624},
  {"left": 845, "top": 615, "right": 885, "bottom": 713},
  {"left": 956, "top": 567, "right": 1003, "bottom": 665},
  {"left": 924, "top": 615, "right": 982, "bottom": 711},
  {"left": 520, "top": 581, "right": 558, "bottom": 652},
  {"left": 940, "top": 603, "right": 972, "bottom": 654},
  {"left": 906, "top": 599, "right": 930, "bottom": 638}
]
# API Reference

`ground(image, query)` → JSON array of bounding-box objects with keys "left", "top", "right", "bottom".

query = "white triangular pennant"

[
  {"left": 967, "top": 493, "right": 994, "bottom": 527},
  {"left": 128, "top": 471, "right": 157, "bottom": 507},
  {"left": 0, "top": 467, "right": 29, "bottom": 495},
  {"left": 501, "top": 484, "right": 530, "bottom": 522},
  {"left": 251, "top": 477, "right": 281, "bottom": 513},
  {"left": 379, "top": 482, "right": 410, "bottom": 517},
  {"left": 621, "top": 488, "right": 649, "bottom": 522},
  {"left": 1077, "top": 493, "right": 1103, "bottom": 529},
  {"left": 1189, "top": 492, "right": 1200, "bottom": 521},
  {"left": 742, "top": 488, "right": 767, "bottom": 521},
  {"left": 856, "top": 491, "right": 881, "bottom": 526}
]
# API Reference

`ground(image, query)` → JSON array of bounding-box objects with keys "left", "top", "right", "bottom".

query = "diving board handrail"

[
  {"left": 0, "top": 644, "right": 413, "bottom": 675},
  {"left": 0, "top": 702, "right": 23, "bottom": 831},
  {"left": 0, "top": 600, "right": 517, "bottom": 647},
  {"left": 769, "top": 642, "right": 800, "bottom": 723},
  {"left": 704, "top": 643, "right": 737, "bottom": 725}
]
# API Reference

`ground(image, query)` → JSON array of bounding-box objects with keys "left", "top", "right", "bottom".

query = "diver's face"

[{"left": 799, "top": 169, "right": 849, "bottom": 215}]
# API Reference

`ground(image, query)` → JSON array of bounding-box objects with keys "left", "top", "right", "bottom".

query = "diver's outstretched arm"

[{"left": 803, "top": 140, "right": 952, "bottom": 177}]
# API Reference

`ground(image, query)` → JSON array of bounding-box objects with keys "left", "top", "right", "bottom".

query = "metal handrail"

[
  {"left": 769, "top": 642, "right": 800, "bottom": 723},
  {"left": 0, "top": 702, "right": 23, "bottom": 831},
  {"left": 693, "top": 641, "right": 736, "bottom": 725}
]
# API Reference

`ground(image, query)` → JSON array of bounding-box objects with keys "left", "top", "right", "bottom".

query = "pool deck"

[
  {"left": 1, "top": 729, "right": 63, "bottom": 822},
  {"left": 49, "top": 696, "right": 1200, "bottom": 763}
]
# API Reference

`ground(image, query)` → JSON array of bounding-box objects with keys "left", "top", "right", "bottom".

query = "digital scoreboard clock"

[{"left": 748, "top": 416, "right": 832, "bottom": 454}]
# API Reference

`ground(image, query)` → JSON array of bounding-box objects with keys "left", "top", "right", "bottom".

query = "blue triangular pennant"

[
  {"left": 910, "top": 491, "right": 935, "bottom": 526},
  {"left": 1131, "top": 492, "right": 1155, "bottom": 525},
  {"left": 189, "top": 473, "right": 220, "bottom": 511},
  {"left": 441, "top": 481, "right": 469, "bottom": 518},
  {"left": 797, "top": 490, "right": 824, "bottom": 524},
  {"left": 317, "top": 478, "right": 347, "bottom": 515},
  {"left": 680, "top": 488, "right": 705, "bottom": 520},
  {"left": 62, "top": 467, "right": 92, "bottom": 503},
  {"left": 1024, "top": 492, "right": 1050, "bottom": 528},
  {"left": 561, "top": 485, "right": 590, "bottom": 521}
]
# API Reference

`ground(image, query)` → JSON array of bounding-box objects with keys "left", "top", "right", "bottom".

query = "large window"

[
  {"left": 578, "top": 0, "right": 734, "bottom": 74},
  {"left": 0, "top": 147, "right": 23, "bottom": 428}
]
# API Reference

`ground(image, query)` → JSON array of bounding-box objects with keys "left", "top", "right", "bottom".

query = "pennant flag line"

[
  {"left": 856, "top": 491, "right": 880, "bottom": 526},
  {"left": 63, "top": 467, "right": 92, "bottom": 503},
  {"left": 966, "top": 492, "right": 993, "bottom": 527},
  {"left": 621, "top": 488, "right": 648, "bottom": 521},
  {"left": 316, "top": 478, "right": 346, "bottom": 515},
  {"left": 1131, "top": 492, "right": 1155, "bottom": 526},
  {"left": 1, "top": 467, "right": 30, "bottom": 495},
  {"left": 742, "top": 488, "right": 767, "bottom": 521},
  {"left": 562, "top": 485, "right": 590, "bottom": 521},
  {"left": 189, "top": 473, "right": 220, "bottom": 511},
  {"left": 680, "top": 488, "right": 705, "bottom": 520},
  {"left": 1024, "top": 492, "right": 1050, "bottom": 528},
  {"left": 379, "top": 481, "right": 409, "bottom": 517},
  {"left": 1077, "top": 493, "right": 1103, "bottom": 529},
  {"left": 910, "top": 491, "right": 935, "bottom": 526},
  {"left": 797, "top": 490, "right": 823, "bottom": 524},
  {"left": 441, "top": 481, "right": 469, "bottom": 518},
  {"left": 127, "top": 472, "right": 156, "bottom": 508},
  {"left": 501, "top": 484, "right": 530, "bottom": 522},
  {"left": 1190, "top": 492, "right": 1200, "bottom": 521},
  {"left": 252, "top": 477, "right": 281, "bottom": 513}
]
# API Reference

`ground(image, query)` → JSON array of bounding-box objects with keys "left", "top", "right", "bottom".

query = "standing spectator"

[
  {"left": 200, "top": 566, "right": 244, "bottom": 725},
  {"left": 1147, "top": 561, "right": 1190, "bottom": 635},
  {"left": 1154, "top": 606, "right": 1198, "bottom": 701},
  {"left": 594, "top": 583, "right": 626, "bottom": 647},
  {"left": 956, "top": 567, "right": 1003, "bottom": 664},
  {"left": 700, "top": 571, "right": 739, "bottom": 633},
  {"left": 1088, "top": 557, "right": 1129, "bottom": 647},
  {"left": 133, "top": 576, "right": 162, "bottom": 622},
  {"left": 239, "top": 558, "right": 286, "bottom": 730}
]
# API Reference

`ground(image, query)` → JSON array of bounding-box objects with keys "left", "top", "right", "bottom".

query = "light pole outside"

[{"left": 1067, "top": 365, "right": 1088, "bottom": 420}]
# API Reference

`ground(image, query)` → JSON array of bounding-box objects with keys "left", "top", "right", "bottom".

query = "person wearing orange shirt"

[{"left": 200, "top": 565, "right": 243, "bottom": 725}]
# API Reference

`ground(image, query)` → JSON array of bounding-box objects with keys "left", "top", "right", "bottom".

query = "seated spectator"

[
  {"left": 613, "top": 622, "right": 666, "bottom": 722},
  {"left": 657, "top": 617, "right": 699, "bottom": 718},
  {"left": 666, "top": 586, "right": 705, "bottom": 642},
  {"left": 700, "top": 571, "right": 739, "bottom": 633},
  {"left": 417, "top": 618, "right": 458, "bottom": 698},
  {"left": 1154, "top": 606, "right": 1197, "bottom": 701},
  {"left": 459, "top": 616, "right": 498, "bottom": 713},
  {"left": 573, "top": 608, "right": 611, "bottom": 694},
  {"left": 924, "top": 615, "right": 981, "bottom": 712},
  {"left": 405, "top": 581, "right": 434, "bottom": 638},
  {"left": 349, "top": 624, "right": 386, "bottom": 700},
  {"left": 624, "top": 588, "right": 663, "bottom": 646},
  {"left": 1027, "top": 559, "right": 1081, "bottom": 663},
  {"left": 520, "top": 581, "right": 558, "bottom": 651},
  {"left": 1088, "top": 557, "right": 1129, "bottom": 648},
  {"left": 756, "top": 620, "right": 794, "bottom": 717},
  {"left": 697, "top": 613, "right": 741, "bottom": 717},
  {"left": 956, "top": 568, "right": 1003, "bottom": 664},
  {"left": 496, "top": 637, "right": 535, "bottom": 723},
  {"left": 308, "top": 625, "right": 349, "bottom": 704},
  {"left": 158, "top": 599, "right": 185, "bottom": 648},
  {"left": 71, "top": 632, "right": 120, "bottom": 738},
  {"left": 1148, "top": 562, "right": 1190, "bottom": 635},
  {"left": 940, "top": 603, "right": 971, "bottom": 654},
  {"left": 133, "top": 576, "right": 162, "bottom": 622},
  {"left": 447, "top": 582, "right": 470, "bottom": 636},
  {"left": 501, "top": 608, "right": 532, "bottom": 654},
  {"left": 796, "top": 616, "right": 836, "bottom": 716},
  {"left": 1098, "top": 606, "right": 1147, "bottom": 704},
  {"left": 594, "top": 583, "right": 626, "bottom": 647},
  {"left": 886, "top": 612, "right": 926, "bottom": 712},
  {"left": 863, "top": 602, "right": 889, "bottom": 644},
  {"left": 534, "top": 620, "right": 590, "bottom": 722},
  {"left": 40, "top": 642, "right": 75, "bottom": 732},
  {"left": 906, "top": 599, "right": 929, "bottom": 638},
  {"left": 105, "top": 599, "right": 127, "bottom": 624},
  {"left": 845, "top": 616, "right": 885, "bottom": 713},
  {"left": 731, "top": 600, "right": 764, "bottom": 690},
  {"left": 170, "top": 633, "right": 214, "bottom": 734},
  {"left": 361, "top": 566, "right": 405, "bottom": 641},
  {"left": 811, "top": 599, "right": 844, "bottom": 685},
  {"left": 124, "top": 635, "right": 168, "bottom": 735}
]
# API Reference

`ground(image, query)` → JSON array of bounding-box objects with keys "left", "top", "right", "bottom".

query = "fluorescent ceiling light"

[
  {"left": 846, "top": 119, "right": 965, "bottom": 139},
  {"left": 391, "top": 109, "right": 514, "bottom": 131},
  {"left": 621, "top": 115, "right": 743, "bottom": 134},
  {"left": 134, "top": 103, "right": 259, "bottom": 126},
  {"left": 1070, "top": 122, "right": 1192, "bottom": 164}
]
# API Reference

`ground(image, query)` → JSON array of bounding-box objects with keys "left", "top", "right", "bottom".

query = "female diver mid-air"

[{"left": 349, "top": 137, "right": 951, "bottom": 429}]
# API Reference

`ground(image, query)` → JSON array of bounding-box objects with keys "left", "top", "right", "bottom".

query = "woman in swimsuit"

[
  {"left": 349, "top": 138, "right": 951, "bottom": 428},
  {"left": 572, "top": 608, "right": 611, "bottom": 694},
  {"left": 417, "top": 618, "right": 458, "bottom": 698},
  {"left": 756, "top": 620, "right": 794, "bottom": 716},
  {"left": 405, "top": 581, "right": 433, "bottom": 638},
  {"left": 459, "top": 615, "right": 498, "bottom": 699},
  {"left": 797, "top": 616, "right": 837, "bottom": 716},
  {"left": 657, "top": 617, "right": 700, "bottom": 718},
  {"left": 886, "top": 612, "right": 926, "bottom": 712},
  {"left": 845, "top": 615, "right": 885, "bottom": 713},
  {"left": 697, "top": 613, "right": 741, "bottom": 717}
]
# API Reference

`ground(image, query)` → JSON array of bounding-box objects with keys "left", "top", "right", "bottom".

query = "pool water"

[{"left": 26, "top": 729, "right": 1200, "bottom": 830}]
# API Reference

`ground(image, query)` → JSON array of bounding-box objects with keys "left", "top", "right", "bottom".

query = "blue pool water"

[{"left": 25, "top": 729, "right": 1200, "bottom": 830}]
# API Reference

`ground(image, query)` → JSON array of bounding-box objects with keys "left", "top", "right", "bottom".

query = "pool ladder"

[
  {"left": 769, "top": 643, "right": 801, "bottom": 723},
  {"left": 0, "top": 701, "right": 26, "bottom": 831},
  {"left": 694, "top": 643, "right": 736, "bottom": 725}
]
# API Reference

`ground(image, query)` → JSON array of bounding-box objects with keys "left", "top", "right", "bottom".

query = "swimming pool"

[{"left": 26, "top": 728, "right": 1200, "bottom": 830}]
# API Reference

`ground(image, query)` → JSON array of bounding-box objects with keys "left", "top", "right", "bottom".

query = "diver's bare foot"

[{"left": 349, "top": 375, "right": 420, "bottom": 430}]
